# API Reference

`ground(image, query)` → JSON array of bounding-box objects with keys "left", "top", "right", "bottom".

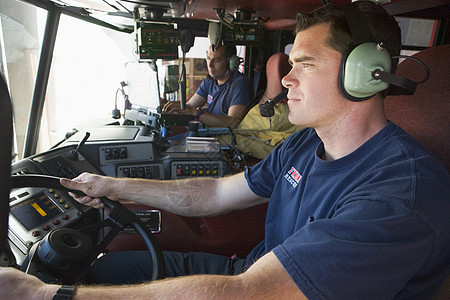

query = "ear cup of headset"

[
  {"left": 224, "top": 45, "right": 238, "bottom": 70},
  {"left": 228, "top": 55, "right": 240, "bottom": 70},
  {"left": 338, "top": 42, "right": 392, "bottom": 101}
]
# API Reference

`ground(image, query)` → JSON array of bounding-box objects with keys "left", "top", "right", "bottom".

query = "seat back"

[
  {"left": 385, "top": 45, "right": 450, "bottom": 299},
  {"left": 384, "top": 44, "right": 450, "bottom": 171}
]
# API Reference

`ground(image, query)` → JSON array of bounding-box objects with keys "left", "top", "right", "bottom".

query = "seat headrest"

[
  {"left": 385, "top": 44, "right": 450, "bottom": 170},
  {"left": 258, "top": 53, "right": 291, "bottom": 104}
]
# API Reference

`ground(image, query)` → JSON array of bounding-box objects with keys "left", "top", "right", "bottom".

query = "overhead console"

[{"left": 135, "top": 23, "right": 179, "bottom": 61}]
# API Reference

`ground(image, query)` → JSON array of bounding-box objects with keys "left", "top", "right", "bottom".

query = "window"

[
  {"left": 40, "top": 14, "right": 133, "bottom": 152},
  {"left": 1, "top": 0, "right": 134, "bottom": 159},
  {"left": 0, "top": 0, "right": 42, "bottom": 160}
]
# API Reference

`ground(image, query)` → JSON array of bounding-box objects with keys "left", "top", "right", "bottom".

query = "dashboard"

[{"left": 8, "top": 125, "right": 235, "bottom": 266}]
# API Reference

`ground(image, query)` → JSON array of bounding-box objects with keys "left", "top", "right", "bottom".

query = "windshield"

[{"left": 1, "top": 0, "right": 132, "bottom": 160}]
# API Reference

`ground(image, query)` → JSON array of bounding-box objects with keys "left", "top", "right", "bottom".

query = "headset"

[
  {"left": 224, "top": 45, "right": 241, "bottom": 70},
  {"left": 206, "top": 44, "right": 240, "bottom": 71},
  {"left": 338, "top": 4, "right": 423, "bottom": 101}
]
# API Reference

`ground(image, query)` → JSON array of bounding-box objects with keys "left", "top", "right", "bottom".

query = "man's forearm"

[
  {"left": 0, "top": 252, "right": 303, "bottom": 300},
  {"left": 64, "top": 252, "right": 305, "bottom": 300},
  {"left": 112, "top": 176, "right": 223, "bottom": 216},
  {"left": 72, "top": 274, "right": 244, "bottom": 300},
  {"left": 62, "top": 172, "right": 263, "bottom": 218},
  {"left": 198, "top": 111, "right": 242, "bottom": 128}
]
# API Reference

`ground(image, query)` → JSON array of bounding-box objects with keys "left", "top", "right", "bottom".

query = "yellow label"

[{"left": 31, "top": 202, "right": 47, "bottom": 217}]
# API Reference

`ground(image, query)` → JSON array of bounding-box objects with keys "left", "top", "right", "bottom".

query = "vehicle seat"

[
  {"left": 234, "top": 53, "right": 303, "bottom": 159},
  {"left": 256, "top": 52, "right": 291, "bottom": 105},
  {"left": 384, "top": 44, "right": 450, "bottom": 171},
  {"left": 384, "top": 44, "right": 450, "bottom": 299}
]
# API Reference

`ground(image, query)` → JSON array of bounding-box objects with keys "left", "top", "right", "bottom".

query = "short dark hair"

[
  {"left": 295, "top": 2, "right": 402, "bottom": 72},
  {"left": 223, "top": 44, "right": 237, "bottom": 60}
]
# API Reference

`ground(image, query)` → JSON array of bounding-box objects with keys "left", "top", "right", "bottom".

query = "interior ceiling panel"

[
  {"left": 27, "top": 0, "right": 449, "bottom": 32},
  {"left": 58, "top": 0, "right": 362, "bottom": 19},
  {"left": 184, "top": 0, "right": 351, "bottom": 19},
  {"left": 48, "top": 0, "right": 449, "bottom": 19}
]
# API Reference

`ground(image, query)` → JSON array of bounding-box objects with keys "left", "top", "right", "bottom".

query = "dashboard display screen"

[{"left": 10, "top": 192, "right": 62, "bottom": 231}]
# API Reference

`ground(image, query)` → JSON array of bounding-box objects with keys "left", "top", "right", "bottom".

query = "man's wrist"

[{"left": 195, "top": 107, "right": 204, "bottom": 120}]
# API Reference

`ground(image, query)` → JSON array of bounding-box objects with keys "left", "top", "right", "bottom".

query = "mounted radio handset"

[{"left": 259, "top": 89, "right": 288, "bottom": 118}]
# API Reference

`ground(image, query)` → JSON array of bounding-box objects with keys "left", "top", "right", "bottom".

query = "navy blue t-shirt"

[
  {"left": 244, "top": 122, "right": 450, "bottom": 299},
  {"left": 196, "top": 70, "right": 253, "bottom": 115}
]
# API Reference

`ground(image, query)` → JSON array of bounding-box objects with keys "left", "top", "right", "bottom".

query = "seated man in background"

[{"left": 163, "top": 44, "right": 254, "bottom": 129}]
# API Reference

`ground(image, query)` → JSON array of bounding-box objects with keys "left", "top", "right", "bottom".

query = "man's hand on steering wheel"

[
  {"left": 11, "top": 174, "right": 165, "bottom": 282},
  {"left": 60, "top": 173, "right": 120, "bottom": 209}
]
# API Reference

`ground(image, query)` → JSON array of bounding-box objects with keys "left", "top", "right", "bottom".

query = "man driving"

[
  {"left": 1, "top": 2, "right": 449, "bottom": 299},
  {"left": 162, "top": 44, "right": 254, "bottom": 129}
]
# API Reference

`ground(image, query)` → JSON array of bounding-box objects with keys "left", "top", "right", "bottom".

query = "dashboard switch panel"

[
  {"left": 117, "top": 164, "right": 163, "bottom": 179},
  {"left": 171, "top": 161, "right": 226, "bottom": 179},
  {"left": 99, "top": 143, "right": 155, "bottom": 165}
]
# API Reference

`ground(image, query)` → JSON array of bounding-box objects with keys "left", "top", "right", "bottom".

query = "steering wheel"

[{"left": 10, "top": 174, "right": 165, "bottom": 283}]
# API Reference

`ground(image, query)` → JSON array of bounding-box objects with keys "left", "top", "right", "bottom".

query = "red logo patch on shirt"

[{"left": 284, "top": 166, "right": 302, "bottom": 188}]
